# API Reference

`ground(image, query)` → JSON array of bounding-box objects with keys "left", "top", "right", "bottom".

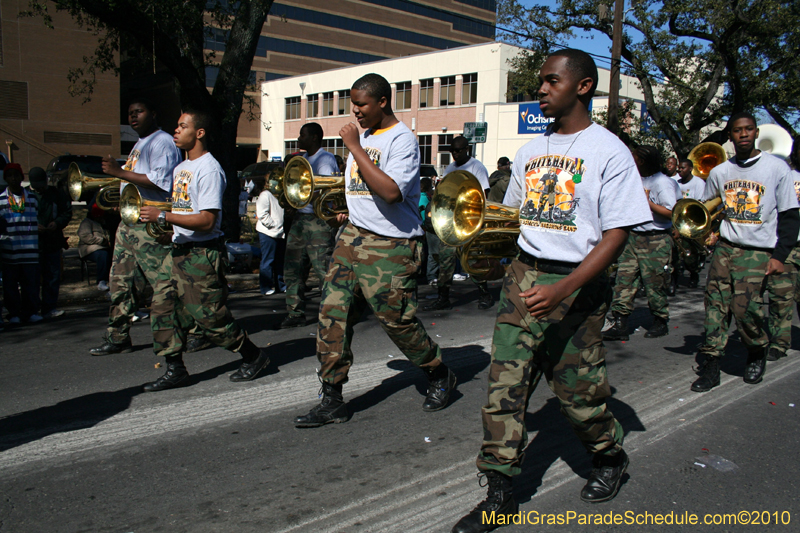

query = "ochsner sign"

[{"left": 518, "top": 103, "right": 553, "bottom": 134}]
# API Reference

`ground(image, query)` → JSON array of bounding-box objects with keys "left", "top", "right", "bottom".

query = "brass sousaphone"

[
  {"left": 283, "top": 156, "right": 347, "bottom": 220},
  {"left": 119, "top": 185, "right": 174, "bottom": 238},
  {"left": 687, "top": 142, "right": 728, "bottom": 180},
  {"left": 431, "top": 170, "right": 520, "bottom": 279},
  {"left": 67, "top": 162, "right": 121, "bottom": 207}
]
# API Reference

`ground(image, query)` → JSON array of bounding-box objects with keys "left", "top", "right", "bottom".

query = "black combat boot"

[
  {"left": 230, "top": 348, "right": 271, "bottom": 382},
  {"left": 280, "top": 314, "right": 306, "bottom": 329},
  {"left": 644, "top": 316, "right": 668, "bottom": 338},
  {"left": 185, "top": 334, "right": 212, "bottom": 353},
  {"left": 691, "top": 355, "right": 720, "bottom": 392},
  {"left": 477, "top": 285, "right": 494, "bottom": 310},
  {"left": 422, "top": 364, "right": 457, "bottom": 412},
  {"left": 451, "top": 471, "right": 517, "bottom": 533},
  {"left": 602, "top": 312, "right": 629, "bottom": 341},
  {"left": 89, "top": 335, "right": 133, "bottom": 356},
  {"left": 425, "top": 287, "right": 452, "bottom": 311},
  {"left": 743, "top": 346, "right": 767, "bottom": 384},
  {"left": 142, "top": 358, "right": 190, "bottom": 392},
  {"left": 580, "top": 449, "right": 629, "bottom": 503},
  {"left": 766, "top": 347, "right": 786, "bottom": 362},
  {"left": 294, "top": 382, "right": 349, "bottom": 427}
]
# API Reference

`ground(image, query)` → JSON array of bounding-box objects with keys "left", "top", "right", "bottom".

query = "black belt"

[
  {"left": 632, "top": 229, "right": 671, "bottom": 236},
  {"left": 720, "top": 237, "right": 773, "bottom": 254},
  {"left": 172, "top": 238, "right": 225, "bottom": 251},
  {"left": 517, "top": 250, "right": 580, "bottom": 275}
]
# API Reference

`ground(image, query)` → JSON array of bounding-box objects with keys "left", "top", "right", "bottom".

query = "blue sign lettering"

[{"left": 518, "top": 103, "right": 553, "bottom": 134}]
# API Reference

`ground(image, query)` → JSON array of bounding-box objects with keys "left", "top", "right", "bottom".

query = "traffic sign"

[{"left": 463, "top": 122, "right": 488, "bottom": 143}]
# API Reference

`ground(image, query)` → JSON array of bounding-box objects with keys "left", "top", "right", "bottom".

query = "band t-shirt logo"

[
  {"left": 123, "top": 150, "right": 141, "bottom": 172},
  {"left": 518, "top": 155, "right": 584, "bottom": 232},
  {"left": 347, "top": 147, "right": 380, "bottom": 196},
  {"left": 722, "top": 180, "right": 765, "bottom": 225},
  {"left": 793, "top": 179, "right": 800, "bottom": 203},
  {"left": 172, "top": 169, "right": 194, "bottom": 212}
]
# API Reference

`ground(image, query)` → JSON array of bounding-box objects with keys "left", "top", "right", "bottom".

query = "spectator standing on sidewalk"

[{"left": 28, "top": 166, "right": 72, "bottom": 319}]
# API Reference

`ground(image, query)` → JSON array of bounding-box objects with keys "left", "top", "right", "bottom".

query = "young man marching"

[
  {"left": 672, "top": 158, "right": 707, "bottom": 289},
  {"left": 293, "top": 73, "right": 454, "bottom": 427},
  {"left": 692, "top": 113, "right": 799, "bottom": 392},
  {"left": 138, "top": 108, "right": 269, "bottom": 391},
  {"left": 452, "top": 49, "right": 652, "bottom": 533}
]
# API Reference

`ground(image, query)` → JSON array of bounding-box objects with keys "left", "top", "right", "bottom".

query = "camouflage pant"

[
  {"left": 316, "top": 223, "right": 442, "bottom": 384},
  {"left": 284, "top": 213, "right": 334, "bottom": 316},
  {"left": 434, "top": 240, "right": 489, "bottom": 292},
  {"left": 151, "top": 245, "right": 246, "bottom": 357},
  {"left": 609, "top": 232, "right": 672, "bottom": 319},
  {"left": 701, "top": 240, "right": 770, "bottom": 357},
  {"left": 107, "top": 223, "right": 171, "bottom": 343},
  {"left": 767, "top": 246, "right": 800, "bottom": 354},
  {"left": 477, "top": 259, "right": 623, "bottom": 477}
]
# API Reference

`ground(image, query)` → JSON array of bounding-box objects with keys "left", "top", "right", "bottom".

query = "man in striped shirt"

[{"left": 0, "top": 163, "right": 42, "bottom": 324}]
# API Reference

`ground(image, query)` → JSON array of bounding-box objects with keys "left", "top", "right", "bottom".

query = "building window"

[
  {"left": 419, "top": 79, "right": 434, "bottom": 108},
  {"left": 462, "top": 73, "right": 478, "bottom": 104},
  {"left": 285, "top": 97, "right": 301, "bottom": 120},
  {"left": 322, "top": 92, "right": 334, "bottom": 116},
  {"left": 438, "top": 134, "right": 455, "bottom": 166},
  {"left": 418, "top": 135, "right": 432, "bottom": 165},
  {"left": 338, "top": 89, "right": 350, "bottom": 115},
  {"left": 307, "top": 94, "right": 319, "bottom": 118},
  {"left": 396, "top": 82, "right": 412, "bottom": 111},
  {"left": 285, "top": 140, "right": 299, "bottom": 154},
  {"left": 440, "top": 76, "right": 456, "bottom": 107},
  {"left": 0, "top": 81, "right": 29, "bottom": 119},
  {"left": 322, "top": 138, "right": 350, "bottom": 161}
]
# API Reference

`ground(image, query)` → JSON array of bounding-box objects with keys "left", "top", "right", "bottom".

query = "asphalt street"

[{"left": 1, "top": 273, "right": 798, "bottom": 533}]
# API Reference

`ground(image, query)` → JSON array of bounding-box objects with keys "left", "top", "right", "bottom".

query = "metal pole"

[{"left": 607, "top": 0, "right": 624, "bottom": 136}]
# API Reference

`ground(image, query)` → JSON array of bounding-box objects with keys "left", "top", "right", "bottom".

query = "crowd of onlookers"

[{"left": 0, "top": 161, "right": 114, "bottom": 332}]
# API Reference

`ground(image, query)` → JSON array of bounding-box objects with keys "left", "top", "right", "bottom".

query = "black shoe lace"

[{"left": 471, "top": 473, "right": 504, "bottom": 512}]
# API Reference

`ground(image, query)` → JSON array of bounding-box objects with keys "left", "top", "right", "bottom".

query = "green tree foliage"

[
  {"left": 24, "top": 0, "right": 275, "bottom": 238},
  {"left": 499, "top": 0, "right": 799, "bottom": 158}
]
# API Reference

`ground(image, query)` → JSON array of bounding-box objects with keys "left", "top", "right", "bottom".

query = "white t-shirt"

[
  {"left": 444, "top": 157, "right": 490, "bottom": 191},
  {"left": 256, "top": 190, "right": 284, "bottom": 238},
  {"left": 170, "top": 152, "right": 225, "bottom": 244},
  {"left": 504, "top": 123, "right": 652, "bottom": 263},
  {"left": 299, "top": 149, "right": 339, "bottom": 215},
  {"left": 120, "top": 129, "right": 182, "bottom": 203},
  {"left": 702, "top": 152, "right": 798, "bottom": 249},
  {"left": 344, "top": 121, "right": 423, "bottom": 238},
  {"left": 635, "top": 172, "right": 680, "bottom": 231},
  {"left": 678, "top": 176, "right": 706, "bottom": 200}
]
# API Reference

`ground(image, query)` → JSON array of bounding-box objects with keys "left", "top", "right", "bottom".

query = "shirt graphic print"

[
  {"left": 518, "top": 154, "right": 585, "bottom": 232},
  {"left": 123, "top": 150, "right": 141, "bottom": 172},
  {"left": 347, "top": 147, "right": 381, "bottom": 196},
  {"left": 172, "top": 169, "right": 194, "bottom": 212},
  {"left": 723, "top": 179, "right": 764, "bottom": 225}
]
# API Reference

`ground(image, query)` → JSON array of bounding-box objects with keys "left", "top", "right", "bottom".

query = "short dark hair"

[
  {"left": 451, "top": 136, "right": 468, "bottom": 150},
  {"left": 352, "top": 73, "right": 392, "bottom": 104},
  {"left": 666, "top": 156, "right": 677, "bottom": 162},
  {"left": 680, "top": 158, "right": 693, "bottom": 168},
  {"left": 547, "top": 48, "right": 599, "bottom": 99},
  {"left": 183, "top": 106, "right": 214, "bottom": 146},
  {"left": 728, "top": 111, "right": 757, "bottom": 128},
  {"left": 128, "top": 97, "right": 156, "bottom": 113},
  {"left": 420, "top": 177, "right": 432, "bottom": 191},
  {"left": 301, "top": 122, "right": 324, "bottom": 143},
  {"left": 634, "top": 145, "right": 663, "bottom": 176}
]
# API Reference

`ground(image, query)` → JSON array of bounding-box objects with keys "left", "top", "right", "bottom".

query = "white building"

[{"left": 260, "top": 42, "right": 646, "bottom": 173}]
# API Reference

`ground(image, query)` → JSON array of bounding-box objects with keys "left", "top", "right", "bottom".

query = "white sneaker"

[
  {"left": 97, "top": 281, "right": 109, "bottom": 291},
  {"left": 132, "top": 311, "right": 150, "bottom": 322},
  {"left": 28, "top": 314, "right": 44, "bottom": 323},
  {"left": 453, "top": 273, "right": 469, "bottom": 281},
  {"left": 263, "top": 288, "right": 276, "bottom": 296},
  {"left": 43, "top": 309, "right": 65, "bottom": 319},
  {"left": 9, "top": 316, "right": 21, "bottom": 325},
  {"left": 429, "top": 279, "right": 438, "bottom": 286}
]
